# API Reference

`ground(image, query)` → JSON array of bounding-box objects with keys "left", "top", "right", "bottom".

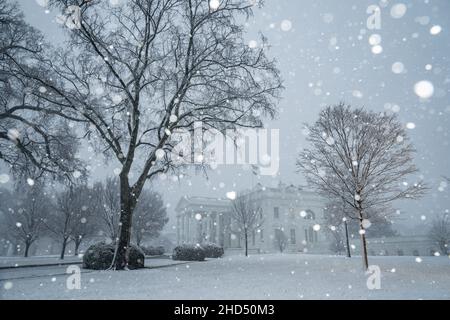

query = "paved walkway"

[
  {"left": 0, "top": 255, "right": 185, "bottom": 270},
  {"left": 0, "top": 255, "right": 82, "bottom": 269}
]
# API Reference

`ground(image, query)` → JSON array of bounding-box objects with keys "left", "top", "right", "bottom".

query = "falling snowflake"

[
  {"left": 430, "top": 25, "right": 442, "bottom": 35},
  {"left": 390, "top": 3, "right": 407, "bottom": 19},
  {"left": 371, "top": 45, "right": 383, "bottom": 54},
  {"left": 368, "top": 34, "right": 381, "bottom": 46},
  {"left": 209, "top": 0, "right": 220, "bottom": 11},
  {"left": 414, "top": 80, "right": 434, "bottom": 98},
  {"left": 7, "top": 128, "right": 20, "bottom": 142},
  {"left": 391, "top": 62, "right": 405, "bottom": 74},
  {"left": 362, "top": 219, "right": 372, "bottom": 229},
  {"left": 155, "top": 149, "right": 165, "bottom": 159},
  {"left": 226, "top": 191, "right": 236, "bottom": 200},
  {"left": 248, "top": 40, "right": 258, "bottom": 49},
  {"left": 3, "top": 282, "right": 13, "bottom": 290},
  {"left": 169, "top": 114, "right": 178, "bottom": 123},
  {"left": 0, "top": 174, "right": 10, "bottom": 184},
  {"left": 280, "top": 20, "right": 292, "bottom": 32},
  {"left": 325, "top": 137, "right": 335, "bottom": 145}
]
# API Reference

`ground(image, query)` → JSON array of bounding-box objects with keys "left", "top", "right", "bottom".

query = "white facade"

[
  {"left": 350, "top": 235, "right": 442, "bottom": 257},
  {"left": 175, "top": 183, "right": 329, "bottom": 254}
]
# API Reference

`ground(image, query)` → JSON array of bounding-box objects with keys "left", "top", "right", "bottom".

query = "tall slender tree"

[
  {"left": 231, "top": 193, "right": 263, "bottom": 256},
  {"left": 297, "top": 103, "right": 425, "bottom": 269}
]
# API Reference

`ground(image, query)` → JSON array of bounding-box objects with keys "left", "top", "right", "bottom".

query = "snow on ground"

[{"left": 1, "top": 253, "right": 449, "bottom": 300}]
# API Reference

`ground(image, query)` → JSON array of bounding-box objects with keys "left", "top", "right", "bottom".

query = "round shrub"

[
  {"left": 140, "top": 245, "right": 165, "bottom": 256},
  {"left": 201, "top": 242, "right": 224, "bottom": 258},
  {"left": 83, "top": 242, "right": 145, "bottom": 270},
  {"left": 172, "top": 244, "right": 205, "bottom": 261}
]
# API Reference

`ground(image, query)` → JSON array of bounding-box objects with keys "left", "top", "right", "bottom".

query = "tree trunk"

[
  {"left": 244, "top": 230, "right": 248, "bottom": 257},
  {"left": 24, "top": 241, "right": 31, "bottom": 258},
  {"left": 136, "top": 234, "right": 141, "bottom": 247},
  {"left": 60, "top": 237, "right": 68, "bottom": 260},
  {"left": 74, "top": 239, "right": 81, "bottom": 256},
  {"left": 358, "top": 209, "right": 369, "bottom": 270},
  {"left": 114, "top": 175, "right": 135, "bottom": 270},
  {"left": 344, "top": 220, "right": 351, "bottom": 258}
]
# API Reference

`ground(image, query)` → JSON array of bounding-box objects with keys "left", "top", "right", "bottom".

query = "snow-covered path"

[{"left": 1, "top": 254, "right": 449, "bottom": 300}]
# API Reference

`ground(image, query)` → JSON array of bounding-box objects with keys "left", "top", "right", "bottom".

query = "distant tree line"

[{"left": 0, "top": 176, "right": 168, "bottom": 258}]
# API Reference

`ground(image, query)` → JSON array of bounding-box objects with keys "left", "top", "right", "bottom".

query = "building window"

[
  {"left": 260, "top": 229, "right": 264, "bottom": 241},
  {"left": 304, "top": 229, "right": 308, "bottom": 243},
  {"left": 290, "top": 229, "right": 296, "bottom": 244},
  {"left": 308, "top": 227, "right": 314, "bottom": 243},
  {"left": 306, "top": 209, "right": 315, "bottom": 220},
  {"left": 274, "top": 207, "right": 279, "bottom": 219}
]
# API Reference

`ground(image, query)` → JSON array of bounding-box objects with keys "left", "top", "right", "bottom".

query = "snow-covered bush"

[
  {"left": 141, "top": 245, "right": 165, "bottom": 256},
  {"left": 83, "top": 242, "right": 145, "bottom": 270},
  {"left": 201, "top": 242, "right": 224, "bottom": 258},
  {"left": 172, "top": 244, "right": 205, "bottom": 261}
]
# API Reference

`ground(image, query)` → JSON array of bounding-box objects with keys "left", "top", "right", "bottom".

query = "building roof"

[{"left": 175, "top": 182, "right": 323, "bottom": 214}]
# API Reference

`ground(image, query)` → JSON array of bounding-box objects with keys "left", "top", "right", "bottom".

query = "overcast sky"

[{"left": 11, "top": 0, "right": 450, "bottom": 234}]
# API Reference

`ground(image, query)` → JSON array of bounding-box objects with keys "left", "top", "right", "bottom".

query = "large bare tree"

[
  {"left": 231, "top": 193, "right": 263, "bottom": 256},
  {"left": 297, "top": 103, "right": 425, "bottom": 269},
  {"left": 35, "top": 0, "right": 282, "bottom": 269}
]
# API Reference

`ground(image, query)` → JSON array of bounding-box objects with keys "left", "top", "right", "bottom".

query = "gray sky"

[{"left": 11, "top": 0, "right": 450, "bottom": 234}]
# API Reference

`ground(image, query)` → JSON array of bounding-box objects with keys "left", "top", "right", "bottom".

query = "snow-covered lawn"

[{"left": 1, "top": 253, "right": 449, "bottom": 299}]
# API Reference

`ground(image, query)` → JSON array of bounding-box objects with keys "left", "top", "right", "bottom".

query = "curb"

[{"left": 0, "top": 261, "right": 82, "bottom": 270}]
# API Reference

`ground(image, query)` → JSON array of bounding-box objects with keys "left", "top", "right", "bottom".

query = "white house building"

[
  {"left": 175, "top": 182, "right": 443, "bottom": 257},
  {"left": 175, "top": 183, "right": 329, "bottom": 254}
]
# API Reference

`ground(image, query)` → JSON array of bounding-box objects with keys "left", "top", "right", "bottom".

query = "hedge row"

[{"left": 172, "top": 242, "right": 224, "bottom": 261}]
